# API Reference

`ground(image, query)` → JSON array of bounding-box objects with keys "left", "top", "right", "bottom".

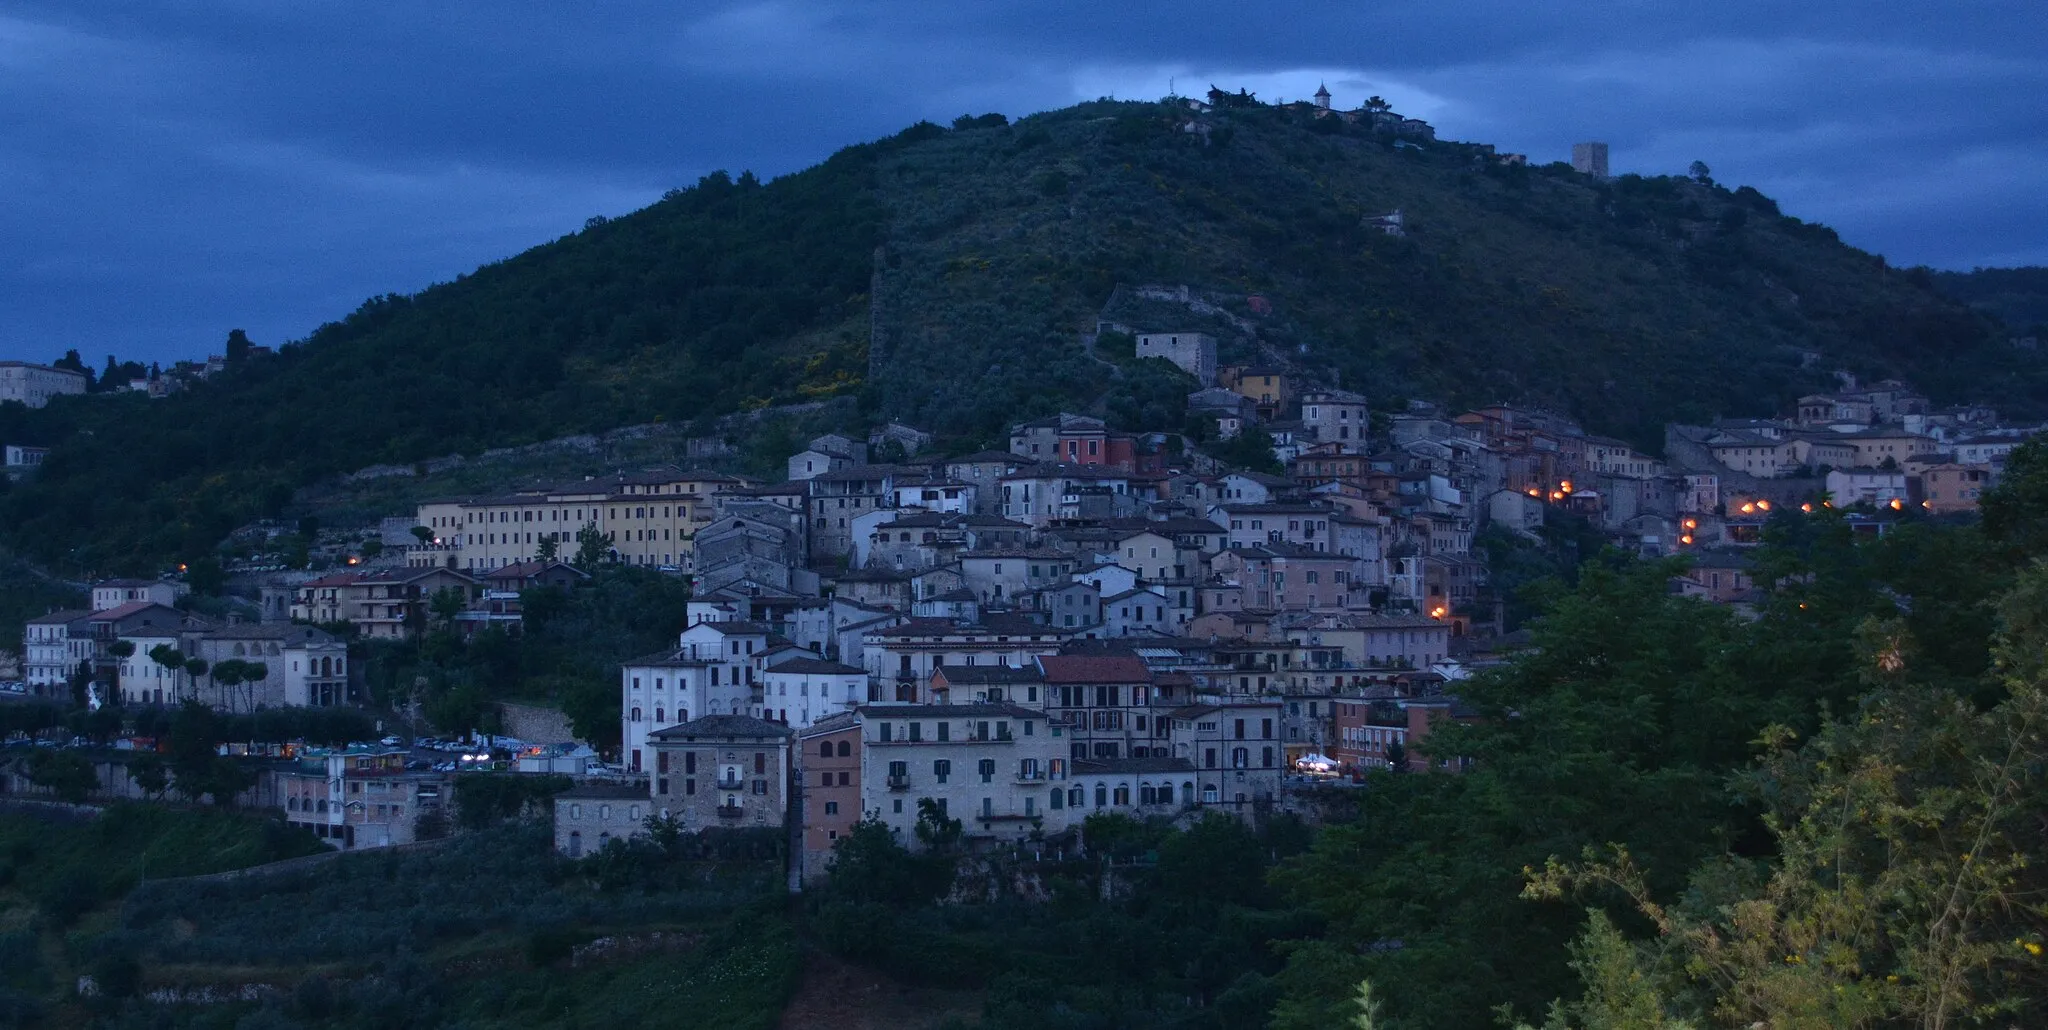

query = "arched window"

[
  {"left": 568, "top": 831, "right": 583, "bottom": 858},
  {"left": 1182, "top": 781, "right": 1195, "bottom": 805},
  {"left": 836, "top": 740, "right": 850, "bottom": 757},
  {"left": 1069, "top": 787, "right": 1084, "bottom": 808},
  {"left": 1093, "top": 784, "right": 1107, "bottom": 808},
  {"left": 819, "top": 740, "right": 833, "bottom": 758},
  {"left": 655, "top": 707, "right": 664, "bottom": 724},
  {"left": 631, "top": 707, "right": 642, "bottom": 721},
  {"left": 1113, "top": 784, "right": 1130, "bottom": 806},
  {"left": 598, "top": 804, "right": 611, "bottom": 819},
  {"left": 286, "top": 796, "right": 298, "bottom": 811}
]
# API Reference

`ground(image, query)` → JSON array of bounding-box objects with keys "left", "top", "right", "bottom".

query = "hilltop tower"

[
  {"left": 1571, "top": 141, "right": 1610, "bottom": 178},
  {"left": 1313, "top": 83, "right": 1332, "bottom": 110}
]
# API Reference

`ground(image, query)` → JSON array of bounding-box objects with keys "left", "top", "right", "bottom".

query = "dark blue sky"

[{"left": 3, "top": 1, "right": 2044, "bottom": 366}]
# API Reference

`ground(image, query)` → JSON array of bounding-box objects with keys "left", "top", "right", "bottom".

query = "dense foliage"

[
  {"left": 810, "top": 808, "right": 1318, "bottom": 1028},
  {"left": 355, "top": 566, "right": 690, "bottom": 744},
  {"left": 1935, "top": 265, "right": 2048, "bottom": 334}
]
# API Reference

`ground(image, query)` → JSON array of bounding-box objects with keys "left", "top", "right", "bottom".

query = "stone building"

[
  {"left": 645, "top": 714, "right": 793, "bottom": 831},
  {"left": 1134, "top": 331, "right": 1218, "bottom": 385},
  {"left": 553, "top": 783, "right": 654, "bottom": 857}
]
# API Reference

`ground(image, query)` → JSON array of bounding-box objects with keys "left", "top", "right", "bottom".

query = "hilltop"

[{"left": 0, "top": 95, "right": 2035, "bottom": 573}]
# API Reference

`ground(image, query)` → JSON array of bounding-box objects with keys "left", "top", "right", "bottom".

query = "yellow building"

[{"left": 412, "top": 467, "right": 751, "bottom": 572}]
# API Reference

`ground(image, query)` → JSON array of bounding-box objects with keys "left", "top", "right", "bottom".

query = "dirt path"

[{"left": 777, "top": 949, "right": 982, "bottom": 1030}]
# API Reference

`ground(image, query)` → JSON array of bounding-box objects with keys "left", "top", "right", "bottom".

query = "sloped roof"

[
  {"left": 1035, "top": 654, "right": 1153, "bottom": 684},
  {"left": 648, "top": 714, "right": 793, "bottom": 740}
]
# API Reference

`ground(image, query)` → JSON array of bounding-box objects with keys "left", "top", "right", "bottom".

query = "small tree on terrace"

[{"left": 572, "top": 522, "right": 610, "bottom": 569}]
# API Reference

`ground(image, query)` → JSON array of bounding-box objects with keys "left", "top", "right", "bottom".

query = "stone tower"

[
  {"left": 1313, "top": 83, "right": 1332, "bottom": 110},
  {"left": 1571, "top": 141, "right": 1609, "bottom": 178}
]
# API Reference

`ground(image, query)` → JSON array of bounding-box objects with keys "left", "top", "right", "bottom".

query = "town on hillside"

[{"left": 5, "top": 328, "right": 2032, "bottom": 878}]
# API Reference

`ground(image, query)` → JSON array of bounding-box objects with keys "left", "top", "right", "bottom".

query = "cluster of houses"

[{"left": 13, "top": 341, "right": 2033, "bottom": 868}]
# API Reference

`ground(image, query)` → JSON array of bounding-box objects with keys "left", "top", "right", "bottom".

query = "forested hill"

[
  {"left": 0, "top": 98, "right": 2036, "bottom": 574},
  {"left": 1935, "top": 266, "right": 2048, "bottom": 334}
]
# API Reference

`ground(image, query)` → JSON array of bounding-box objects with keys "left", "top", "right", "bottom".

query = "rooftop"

[{"left": 648, "top": 714, "right": 793, "bottom": 741}]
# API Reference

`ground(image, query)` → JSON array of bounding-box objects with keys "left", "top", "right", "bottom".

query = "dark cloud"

[{"left": 2, "top": 1, "right": 2042, "bottom": 364}]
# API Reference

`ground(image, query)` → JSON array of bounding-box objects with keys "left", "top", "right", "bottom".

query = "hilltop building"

[
  {"left": 0, "top": 362, "right": 87, "bottom": 409},
  {"left": 1572, "top": 141, "right": 1609, "bottom": 178}
]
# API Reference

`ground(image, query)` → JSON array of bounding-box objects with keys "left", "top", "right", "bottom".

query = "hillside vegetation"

[
  {"left": 1936, "top": 265, "right": 2048, "bottom": 333},
  {"left": 0, "top": 99, "right": 2033, "bottom": 573}
]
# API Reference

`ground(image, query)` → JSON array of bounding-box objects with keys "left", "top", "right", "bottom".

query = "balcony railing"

[
  {"left": 1014, "top": 768, "right": 1045, "bottom": 782},
  {"left": 886, "top": 774, "right": 910, "bottom": 791},
  {"left": 715, "top": 804, "right": 745, "bottom": 819},
  {"left": 715, "top": 776, "right": 746, "bottom": 790}
]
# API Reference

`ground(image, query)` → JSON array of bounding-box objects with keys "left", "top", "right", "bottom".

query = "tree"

[
  {"left": 572, "top": 522, "right": 610, "bottom": 569},
  {"left": 26, "top": 748, "right": 97, "bottom": 802},
  {"left": 186, "top": 557, "right": 224, "bottom": 596},
  {"left": 1687, "top": 160, "right": 1712, "bottom": 184},
  {"left": 210, "top": 659, "right": 245, "bottom": 708},
  {"left": 224, "top": 328, "right": 252, "bottom": 363},
  {"left": 128, "top": 752, "right": 169, "bottom": 800},
  {"left": 1981, "top": 436, "right": 2048, "bottom": 558},
  {"left": 536, "top": 535, "right": 559, "bottom": 561},
  {"left": 410, "top": 525, "right": 434, "bottom": 546},
  {"left": 427, "top": 587, "right": 467, "bottom": 632}
]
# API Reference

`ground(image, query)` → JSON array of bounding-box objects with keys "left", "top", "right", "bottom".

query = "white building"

[
  {"left": 23, "top": 610, "right": 91, "bottom": 695},
  {"left": 0, "top": 362, "right": 87, "bottom": 408},
  {"left": 761, "top": 657, "right": 868, "bottom": 729}
]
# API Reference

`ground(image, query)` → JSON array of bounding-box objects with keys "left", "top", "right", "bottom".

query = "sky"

[{"left": 3, "top": 1, "right": 2044, "bottom": 367}]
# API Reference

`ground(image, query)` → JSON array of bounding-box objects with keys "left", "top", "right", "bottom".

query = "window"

[
  {"left": 825, "top": 801, "right": 839, "bottom": 815},
  {"left": 978, "top": 758, "right": 995, "bottom": 783},
  {"left": 934, "top": 759, "right": 952, "bottom": 783},
  {"left": 1050, "top": 788, "right": 1064, "bottom": 810}
]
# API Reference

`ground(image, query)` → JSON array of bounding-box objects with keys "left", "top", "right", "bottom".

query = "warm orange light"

[
  {"left": 1560, "top": 480, "right": 1573, "bottom": 493},
  {"left": 1428, "top": 606, "right": 1448, "bottom": 619},
  {"left": 1740, "top": 502, "right": 1756, "bottom": 514},
  {"left": 1889, "top": 498, "right": 1903, "bottom": 511},
  {"left": 1757, "top": 500, "right": 1771, "bottom": 511},
  {"left": 1550, "top": 491, "right": 1563, "bottom": 501},
  {"left": 1680, "top": 535, "right": 1694, "bottom": 545},
  {"left": 1822, "top": 500, "right": 1833, "bottom": 508},
  {"left": 1527, "top": 488, "right": 1540, "bottom": 497},
  {"left": 1921, "top": 500, "right": 1932, "bottom": 509},
  {"left": 1682, "top": 519, "right": 1697, "bottom": 530},
  {"left": 346, "top": 557, "right": 359, "bottom": 565},
  {"left": 178, "top": 564, "right": 188, "bottom": 572},
  {"left": 1801, "top": 503, "right": 1813, "bottom": 513}
]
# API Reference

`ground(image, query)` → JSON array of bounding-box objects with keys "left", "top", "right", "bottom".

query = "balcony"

[
  {"left": 1014, "top": 768, "right": 1045, "bottom": 782},
  {"left": 886, "top": 774, "right": 910, "bottom": 791},
  {"left": 715, "top": 804, "right": 745, "bottom": 819},
  {"left": 715, "top": 776, "right": 746, "bottom": 791}
]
